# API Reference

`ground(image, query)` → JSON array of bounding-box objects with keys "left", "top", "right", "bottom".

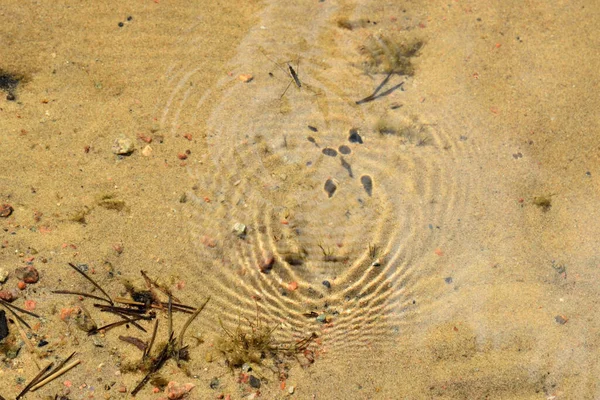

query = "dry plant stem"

[
  {"left": 144, "top": 319, "right": 159, "bottom": 360},
  {"left": 0, "top": 298, "right": 40, "bottom": 320},
  {"left": 52, "top": 290, "right": 112, "bottom": 303},
  {"left": 168, "top": 295, "right": 173, "bottom": 340},
  {"left": 68, "top": 263, "right": 113, "bottom": 305},
  {"left": 13, "top": 317, "right": 41, "bottom": 369},
  {"left": 30, "top": 360, "right": 81, "bottom": 391},
  {"left": 113, "top": 297, "right": 195, "bottom": 313},
  {"left": 177, "top": 297, "right": 210, "bottom": 352},
  {"left": 16, "top": 362, "right": 53, "bottom": 399}
]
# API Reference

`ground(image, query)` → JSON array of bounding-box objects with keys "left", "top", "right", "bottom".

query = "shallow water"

[{"left": 1, "top": 0, "right": 600, "bottom": 399}]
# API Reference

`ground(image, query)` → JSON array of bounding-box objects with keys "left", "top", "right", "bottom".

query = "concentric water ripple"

[{"left": 159, "top": 0, "right": 473, "bottom": 351}]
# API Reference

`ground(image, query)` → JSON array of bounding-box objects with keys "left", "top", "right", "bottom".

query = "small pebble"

[
  {"left": 555, "top": 315, "right": 568, "bottom": 325},
  {"left": 141, "top": 145, "right": 153, "bottom": 157},
  {"left": 324, "top": 179, "right": 337, "bottom": 198},
  {"left": 15, "top": 265, "right": 39, "bottom": 283},
  {"left": 0, "top": 204, "right": 13, "bottom": 218},
  {"left": 17, "top": 281, "right": 26, "bottom": 290},
  {"left": 0, "top": 290, "right": 15, "bottom": 301},
  {"left": 210, "top": 377, "right": 220, "bottom": 389},
  {"left": 307, "top": 125, "right": 318, "bottom": 132},
  {"left": 112, "top": 136, "right": 135, "bottom": 155},
  {"left": 0, "top": 268, "right": 8, "bottom": 283},
  {"left": 322, "top": 280, "right": 331, "bottom": 289},
  {"left": 239, "top": 74, "right": 253, "bottom": 83},
  {"left": 348, "top": 128, "right": 363, "bottom": 144},
  {"left": 316, "top": 314, "right": 327, "bottom": 323},
  {"left": 248, "top": 375, "right": 261, "bottom": 389},
  {"left": 165, "top": 381, "right": 195, "bottom": 399},
  {"left": 288, "top": 385, "right": 295, "bottom": 394},
  {"left": 232, "top": 222, "right": 246, "bottom": 237},
  {"left": 444, "top": 277, "right": 453, "bottom": 284}
]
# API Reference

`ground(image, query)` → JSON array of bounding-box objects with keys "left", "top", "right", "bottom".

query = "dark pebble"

[
  {"left": 38, "top": 339, "right": 49, "bottom": 347},
  {"left": 0, "top": 310, "right": 8, "bottom": 341},
  {"left": 322, "top": 148, "right": 337, "bottom": 157},
  {"left": 6, "top": 92, "right": 16, "bottom": 101},
  {"left": 360, "top": 175, "right": 373, "bottom": 196},
  {"left": 249, "top": 375, "right": 261, "bottom": 389},
  {"left": 0, "top": 204, "right": 13, "bottom": 218},
  {"left": 15, "top": 265, "right": 39, "bottom": 283},
  {"left": 444, "top": 277, "right": 453, "bottom": 284},
  {"left": 308, "top": 125, "right": 318, "bottom": 132},
  {"left": 209, "top": 377, "right": 220, "bottom": 389},
  {"left": 322, "top": 280, "right": 331, "bottom": 289},
  {"left": 127, "top": 16, "right": 133, "bottom": 21},
  {"left": 324, "top": 179, "right": 337, "bottom": 198},
  {"left": 338, "top": 145, "right": 351, "bottom": 154},
  {"left": 555, "top": 315, "right": 568, "bottom": 325},
  {"left": 118, "top": 21, "right": 124, "bottom": 27},
  {"left": 349, "top": 128, "right": 363, "bottom": 144},
  {"left": 307, "top": 136, "right": 318, "bottom": 146}
]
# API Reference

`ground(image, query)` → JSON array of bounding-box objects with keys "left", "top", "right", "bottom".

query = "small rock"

[
  {"left": 15, "top": 265, "right": 39, "bottom": 283},
  {"left": 0, "top": 268, "right": 8, "bottom": 283},
  {"left": 0, "top": 204, "right": 13, "bottom": 218},
  {"left": 209, "top": 377, "right": 220, "bottom": 389},
  {"left": 239, "top": 74, "right": 253, "bottom": 83},
  {"left": 0, "top": 310, "right": 8, "bottom": 341},
  {"left": 316, "top": 314, "right": 327, "bottom": 323},
  {"left": 259, "top": 252, "right": 274, "bottom": 273},
  {"left": 112, "top": 136, "right": 135, "bottom": 155},
  {"left": 200, "top": 235, "right": 217, "bottom": 248},
  {"left": 444, "top": 277, "right": 453, "bottom": 284},
  {"left": 348, "top": 128, "right": 363, "bottom": 144},
  {"left": 322, "top": 280, "right": 331, "bottom": 289},
  {"left": 0, "top": 290, "right": 16, "bottom": 302},
  {"left": 288, "top": 385, "right": 295, "bottom": 394},
  {"left": 555, "top": 315, "right": 568, "bottom": 325},
  {"left": 141, "top": 145, "right": 153, "bottom": 157},
  {"left": 232, "top": 222, "right": 246, "bottom": 237},
  {"left": 165, "top": 381, "right": 195, "bottom": 399},
  {"left": 117, "top": 385, "right": 127, "bottom": 393},
  {"left": 241, "top": 363, "right": 252, "bottom": 373},
  {"left": 248, "top": 375, "right": 261, "bottom": 389},
  {"left": 72, "top": 305, "right": 97, "bottom": 333}
]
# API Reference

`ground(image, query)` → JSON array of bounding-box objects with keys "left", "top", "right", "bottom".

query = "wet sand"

[{"left": 1, "top": 0, "right": 600, "bottom": 399}]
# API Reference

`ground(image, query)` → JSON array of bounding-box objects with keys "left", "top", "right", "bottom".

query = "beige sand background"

[{"left": 1, "top": 0, "right": 600, "bottom": 399}]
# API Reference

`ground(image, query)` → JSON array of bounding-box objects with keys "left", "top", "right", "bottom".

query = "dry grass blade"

[
  {"left": 0, "top": 298, "right": 40, "bottom": 319},
  {"left": 16, "top": 362, "right": 53, "bottom": 399},
  {"left": 88, "top": 315, "right": 145, "bottom": 336},
  {"left": 30, "top": 360, "right": 81, "bottom": 391},
  {"left": 144, "top": 319, "right": 159, "bottom": 360},
  {"left": 177, "top": 297, "right": 210, "bottom": 352},
  {"left": 53, "top": 290, "right": 111, "bottom": 303},
  {"left": 68, "top": 262, "right": 113, "bottom": 305}
]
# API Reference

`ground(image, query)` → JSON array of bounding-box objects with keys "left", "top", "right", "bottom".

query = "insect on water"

[{"left": 260, "top": 48, "right": 303, "bottom": 98}]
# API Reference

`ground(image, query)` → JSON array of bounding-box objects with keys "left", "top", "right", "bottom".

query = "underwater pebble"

[
  {"left": 112, "top": 136, "right": 134, "bottom": 155},
  {"left": 239, "top": 74, "right": 253, "bottom": 83},
  {"left": 15, "top": 265, "right": 39, "bottom": 283},
  {"left": 0, "top": 290, "right": 16, "bottom": 302},
  {"left": 322, "top": 280, "right": 331, "bottom": 289},
  {"left": 165, "top": 381, "right": 195, "bottom": 399},
  {"left": 232, "top": 222, "right": 246, "bottom": 237},
  {"left": 72, "top": 305, "right": 97, "bottom": 333},
  {"left": 288, "top": 385, "right": 295, "bottom": 394},
  {"left": 316, "top": 314, "right": 327, "bottom": 323},
  {"left": 0, "top": 204, "right": 13, "bottom": 218},
  {"left": 555, "top": 315, "right": 568, "bottom": 325},
  {"left": 307, "top": 125, "right": 318, "bottom": 132},
  {"left": 0, "top": 268, "right": 8, "bottom": 283},
  {"left": 0, "top": 310, "right": 7, "bottom": 341},
  {"left": 210, "top": 377, "right": 220, "bottom": 389},
  {"left": 242, "top": 363, "right": 252, "bottom": 373},
  {"left": 324, "top": 179, "right": 337, "bottom": 198},
  {"left": 348, "top": 128, "right": 363, "bottom": 144},
  {"left": 141, "top": 145, "right": 153, "bottom": 157},
  {"left": 248, "top": 375, "right": 261, "bottom": 389}
]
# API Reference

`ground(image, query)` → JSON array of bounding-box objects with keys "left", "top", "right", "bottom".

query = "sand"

[{"left": 1, "top": 0, "right": 599, "bottom": 399}]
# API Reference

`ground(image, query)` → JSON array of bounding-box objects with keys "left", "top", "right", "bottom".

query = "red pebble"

[{"left": 15, "top": 265, "right": 39, "bottom": 283}]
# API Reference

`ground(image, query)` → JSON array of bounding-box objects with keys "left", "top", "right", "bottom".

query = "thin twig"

[
  {"left": 177, "top": 297, "right": 210, "bottom": 352},
  {"left": 68, "top": 263, "right": 113, "bottom": 305},
  {"left": 30, "top": 360, "right": 81, "bottom": 392},
  {"left": 16, "top": 362, "right": 53, "bottom": 399},
  {"left": 0, "top": 298, "right": 40, "bottom": 319},
  {"left": 144, "top": 319, "right": 159, "bottom": 360},
  {"left": 53, "top": 290, "right": 111, "bottom": 303}
]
